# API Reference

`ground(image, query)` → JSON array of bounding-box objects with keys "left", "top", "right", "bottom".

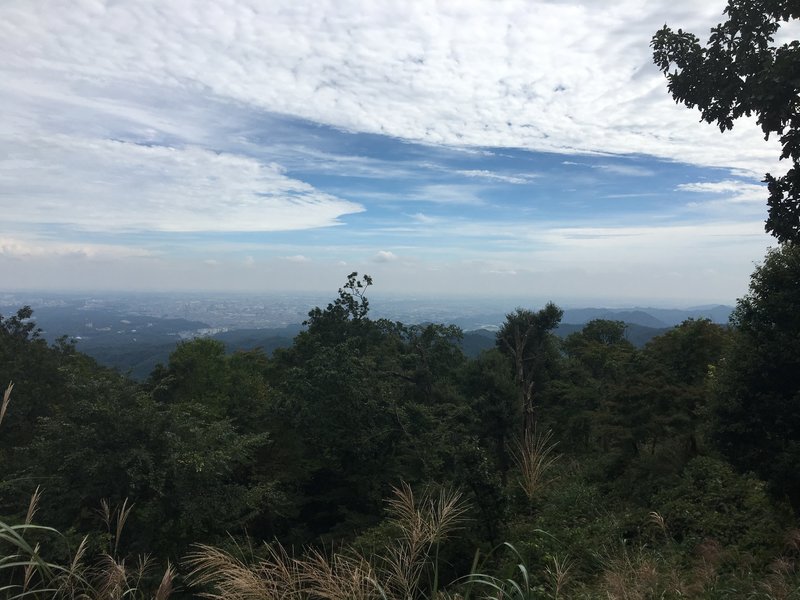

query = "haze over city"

[{"left": 1, "top": 0, "right": 789, "bottom": 305}]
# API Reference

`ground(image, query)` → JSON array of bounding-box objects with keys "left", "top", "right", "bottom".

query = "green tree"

[
  {"left": 545, "top": 319, "right": 636, "bottom": 451},
  {"left": 496, "top": 303, "right": 563, "bottom": 436},
  {"left": 302, "top": 271, "right": 373, "bottom": 346},
  {"left": 268, "top": 274, "right": 405, "bottom": 540},
  {"left": 461, "top": 349, "right": 519, "bottom": 477},
  {"left": 652, "top": 1, "right": 800, "bottom": 242},
  {"left": 712, "top": 244, "right": 800, "bottom": 511},
  {"left": 636, "top": 319, "right": 729, "bottom": 456},
  {"left": 654, "top": 456, "right": 785, "bottom": 553},
  {"left": 563, "top": 319, "right": 634, "bottom": 381},
  {"left": 0, "top": 307, "right": 69, "bottom": 454},
  {"left": 23, "top": 337, "right": 277, "bottom": 559},
  {"left": 600, "top": 320, "right": 729, "bottom": 499}
]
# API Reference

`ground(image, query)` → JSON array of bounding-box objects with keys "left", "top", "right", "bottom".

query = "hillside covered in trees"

[{"left": 2, "top": 243, "right": 800, "bottom": 598}]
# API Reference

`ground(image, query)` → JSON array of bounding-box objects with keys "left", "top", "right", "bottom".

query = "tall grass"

[
  {"left": 0, "top": 382, "right": 58, "bottom": 599},
  {"left": 0, "top": 499, "right": 175, "bottom": 600},
  {"left": 511, "top": 429, "right": 559, "bottom": 502},
  {"left": 186, "top": 483, "right": 467, "bottom": 600},
  {"left": 1, "top": 381, "right": 13, "bottom": 427}
]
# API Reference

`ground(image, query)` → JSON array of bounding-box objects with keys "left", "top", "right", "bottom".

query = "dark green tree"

[
  {"left": 634, "top": 319, "right": 728, "bottom": 457},
  {"left": 712, "top": 243, "right": 800, "bottom": 511},
  {"left": 0, "top": 307, "right": 63, "bottom": 452},
  {"left": 545, "top": 319, "right": 636, "bottom": 451},
  {"left": 496, "top": 303, "right": 563, "bottom": 436},
  {"left": 562, "top": 319, "right": 634, "bottom": 381},
  {"left": 461, "top": 349, "right": 519, "bottom": 477},
  {"left": 25, "top": 337, "right": 277, "bottom": 559},
  {"left": 652, "top": 1, "right": 800, "bottom": 242},
  {"left": 268, "top": 274, "right": 405, "bottom": 540},
  {"left": 302, "top": 272, "right": 373, "bottom": 346}
]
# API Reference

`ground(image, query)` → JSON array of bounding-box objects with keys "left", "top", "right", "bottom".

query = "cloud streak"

[
  {"left": 1, "top": 0, "right": 782, "bottom": 174},
  {"left": 1, "top": 137, "right": 364, "bottom": 232},
  {"left": 455, "top": 170, "right": 534, "bottom": 184},
  {"left": 678, "top": 180, "right": 767, "bottom": 203}
]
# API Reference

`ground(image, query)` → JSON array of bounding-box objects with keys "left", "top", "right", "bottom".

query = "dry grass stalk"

[
  {"left": 186, "top": 483, "right": 466, "bottom": 600},
  {"left": 300, "top": 547, "right": 381, "bottom": 600},
  {"left": 1, "top": 381, "right": 13, "bottom": 427},
  {"left": 760, "top": 571, "right": 793, "bottom": 600},
  {"left": 2, "top": 489, "right": 171, "bottom": 600},
  {"left": 756, "top": 554, "right": 798, "bottom": 600},
  {"left": 383, "top": 539, "right": 426, "bottom": 600},
  {"left": 22, "top": 542, "right": 41, "bottom": 593},
  {"left": 784, "top": 528, "right": 800, "bottom": 555},
  {"left": 600, "top": 546, "right": 663, "bottom": 600},
  {"left": 25, "top": 486, "right": 42, "bottom": 526},
  {"left": 96, "top": 553, "right": 128, "bottom": 600},
  {"left": 98, "top": 498, "right": 135, "bottom": 557},
  {"left": 114, "top": 499, "right": 134, "bottom": 557},
  {"left": 128, "top": 553, "right": 153, "bottom": 594},
  {"left": 386, "top": 483, "right": 466, "bottom": 544},
  {"left": 646, "top": 511, "right": 667, "bottom": 539},
  {"left": 54, "top": 535, "right": 90, "bottom": 598},
  {"left": 382, "top": 483, "right": 466, "bottom": 599},
  {"left": 544, "top": 555, "right": 573, "bottom": 599},
  {"left": 154, "top": 561, "right": 177, "bottom": 600},
  {"left": 186, "top": 542, "right": 301, "bottom": 600},
  {"left": 88, "top": 550, "right": 166, "bottom": 600},
  {"left": 511, "top": 428, "right": 559, "bottom": 501},
  {"left": 686, "top": 538, "right": 722, "bottom": 595}
]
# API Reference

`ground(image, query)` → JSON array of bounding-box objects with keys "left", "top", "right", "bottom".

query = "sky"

[{"left": 0, "top": 0, "right": 793, "bottom": 306}]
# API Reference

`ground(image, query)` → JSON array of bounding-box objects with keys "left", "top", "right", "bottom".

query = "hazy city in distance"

[
  {"left": 1, "top": 286, "right": 735, "bottom": 363},
  {"left": 1, "top": 289, "right": 734, "bottom": 333}
]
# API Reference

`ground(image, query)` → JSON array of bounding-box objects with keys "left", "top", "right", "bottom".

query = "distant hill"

[
  {"left": 78, "top": 326, "right": 303, "bottom": 380},
  {"left": 459, "top": 321, "right": 670, "bottom": 358},
  {"left": 561, "top": 309, "right": 667, "bottom": 328},
  {"left": 561, "top": 305, "right": 732, "bottom": 328}
]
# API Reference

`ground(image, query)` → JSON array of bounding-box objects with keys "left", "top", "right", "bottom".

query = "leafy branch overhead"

[{"left": 652, "top": 0, "right": 800, "bottom": 243}]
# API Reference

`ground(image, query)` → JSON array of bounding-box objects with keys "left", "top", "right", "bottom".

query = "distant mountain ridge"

[
  {"left": 1, "top": 300, "right": 733, "bottom": 379},
  {"left": 561, "top": 305, "right": 732, "bottom": 328}
]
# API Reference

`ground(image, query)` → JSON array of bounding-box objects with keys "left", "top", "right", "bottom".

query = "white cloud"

[
  {"left": 374, "top": 250, "right": 398, "bottom": 262},
  {"left": 592, "top": 164, "right": 656, "bottom": 177},
  {"left": 267, "top": 146, "right": 420, "bottom": 179},
  {"left": 413, "top": 184, "right": 486, "bottom": 206},
  {"left": 0, "top": 0, "right": 783, "bottom": 177},
  {"left": 0, "top": 236, "right": 153, "bottom": 260},
  {"left": 352, "top": 218, "right": 771, "bottom": 303},
  {"left": 0, "top": 137, "right": 364, "bottom": 232},
  {"left": 284, "top": 254, "right": 311, "bottom": 263},
  {"left": 409, "top": 212, "right": 438, "bottom": 224},
  {"left": 677, "top": 180, "right": 767, "bottom": 203},
  {"left": 455, "top": 170, "right": 532, "bottom": 184}
]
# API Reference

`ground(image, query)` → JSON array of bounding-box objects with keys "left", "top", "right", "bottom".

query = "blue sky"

[{"left": 0, "top": 0, "right": 790, "bottom": 305}]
